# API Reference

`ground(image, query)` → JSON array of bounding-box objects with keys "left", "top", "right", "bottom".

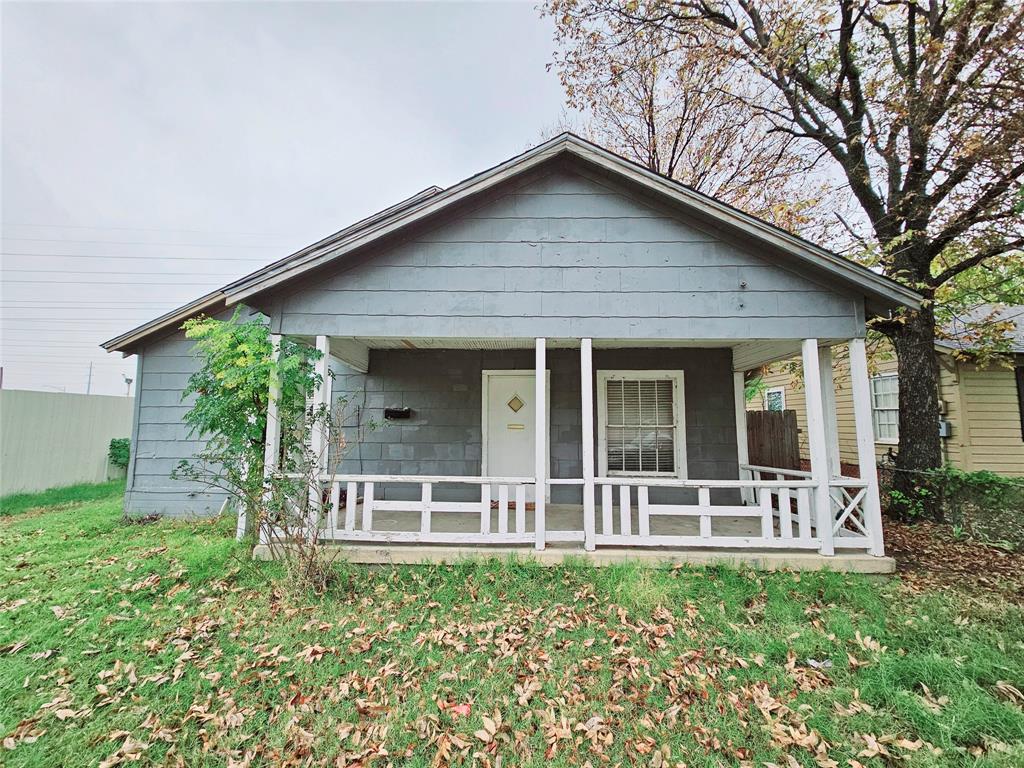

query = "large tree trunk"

[{"left": 888, "top": 305, "right": 943, "bottom": 515}]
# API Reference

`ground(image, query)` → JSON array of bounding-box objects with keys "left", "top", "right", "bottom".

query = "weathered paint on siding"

[
  {"left": 330, "top": 347, "right": 738, "bottom": 504},
  {"left": 124, "top": 168, "right": 879, "bottom": 517},
  {"left": 271, "top": 169, "right": 864, "bottom": 341},
  {"left": 123, "top": 310, "right": 249, "bottom": 517}
]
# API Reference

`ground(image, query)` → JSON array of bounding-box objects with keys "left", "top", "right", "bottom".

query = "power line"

[
  {"left": 0, "top": 354, "right": 130, "bottom": 360},
  {"left": 3, "top": 279, "right": 222, "bottom": 285},
  {"left": 2, "top": 331, "right": 130, "bottom": 337},
  {"left": 3, "top": 330, "right": 139, "bottom": 335},
  {"left": 1, "top": 302, "right": 182, "bottom": 307},
  {"left": 0, "top": 321, "right": 165, "bottom": 326},
  {"left": 2, "top": 347, "right": 128, "bottom": 353},
  {"left": 8, "top": 354, "right": 134, "bottom": 359},
  {"left": 4, "top": 308, "right": 150, "bottom": 314},
  {"left": 3, "top": 324, "right": 144, "bottom": 329},
  {"left": 0, "top": 359, "right": 129, "bottom": 365},
  {"left": 2, "top": 236, "right": 284, "bottom": 248},
  {"left": 4, "top": 268, "right": 247, "bottom": 277},
  {"left": 1, "top": 339, "right": 135, "bottom": 346},
  {"left": 1, "top": 331, "right": 132, "bottom": 337},
  {"left": 2, "top": 250, "right": 273, "bottom": 262},
  {"left": 2, "top": 305, "right": 175, "bottom": 311},
  {"left": 1, "top": 298, "right": 184, "bottom": 302},
  {"left": 4, "top": 222, "right": 293, "bottom": 237},
  {"left": 1, "top": 316, "right": 139, "bottom": 320},
  {"left": 2, "top": 336, "right": 133, "bottom": 341}
]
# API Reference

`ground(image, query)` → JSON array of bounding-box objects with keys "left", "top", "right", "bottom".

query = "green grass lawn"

[{"left": 1, "top": 484, "right": 1022, "bottom": 767}]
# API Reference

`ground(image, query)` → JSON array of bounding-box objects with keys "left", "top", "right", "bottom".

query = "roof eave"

[
  {"left": 221, "top": 136, "right": 574, "bottom": 305},
  {"left": 100, "top": 291, "right": 225, "bottom": 355},
  {"left": 558, "top": 139, "right": 923, "bottom": 311}
]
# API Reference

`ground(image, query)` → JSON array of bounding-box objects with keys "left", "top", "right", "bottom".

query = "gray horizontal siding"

[
  {"left": 331, "top": 347, "right": 737, "bottom": 505},
  {"left": 123, "top": 489, "right": 229, "bottom": 518},
  {"left": 275, "top": 169, "right": 861, "bottom": 340},
  {"left": 124, "top": 311, "right": 238, "bottom": 518}
]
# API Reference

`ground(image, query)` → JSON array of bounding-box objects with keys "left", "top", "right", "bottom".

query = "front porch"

[
  {"left": 253, "top": 335, "right": 890, "bottom": 571},
  {"left": 252, "top": 490, "right": 891, "bottom": 573}
]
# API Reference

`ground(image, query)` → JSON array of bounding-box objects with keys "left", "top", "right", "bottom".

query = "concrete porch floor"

[{"left": 253, "top": 503, "right": 895, "bottom": 573}]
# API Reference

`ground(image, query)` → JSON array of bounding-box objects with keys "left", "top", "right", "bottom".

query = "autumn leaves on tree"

[{"left": 544, "top": 0, "right": 1024, "bottom": 493}]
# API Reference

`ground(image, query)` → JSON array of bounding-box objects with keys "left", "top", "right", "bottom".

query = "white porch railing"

[
  {"left": 280, "top": 470, "right": 858, "bottom": 553},
  {"left": 273, "top": 467, "right": 878, "bottom": 554},
  {"left": 829, "top": 476, "right": 874, "bottom": 550},
  {"left": 593, "top": 475, "right": 820, "bottom": 549},
  {"left": 314, "top": 474, "right": 537, "bottom": 545},
  {"left": 741, "top": 463, "right": 877, "bottom": 552}
]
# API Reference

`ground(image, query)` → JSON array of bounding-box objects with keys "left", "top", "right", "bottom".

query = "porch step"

[{"left": 252, "top": 543, "right": 895, "bottom": 574}]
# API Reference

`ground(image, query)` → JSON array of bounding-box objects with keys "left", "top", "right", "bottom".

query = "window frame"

[
  {"left": 596, "top": 369, "right": 687, "bottom": 478},
  {"left": 870, "top": 373, "right": 900, "bottom": 445},
  {"left": 763, "top": 386, "right": 786, "bottom": 412}
]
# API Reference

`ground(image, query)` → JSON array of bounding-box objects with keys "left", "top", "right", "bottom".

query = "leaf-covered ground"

[{"left": 1, "top": 485, "right": 1023, "bottom": 767}]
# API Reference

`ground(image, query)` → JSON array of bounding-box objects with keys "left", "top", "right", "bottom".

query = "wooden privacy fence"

[{"left": 747, "top": 410, "right": 800, "bottom": 471}]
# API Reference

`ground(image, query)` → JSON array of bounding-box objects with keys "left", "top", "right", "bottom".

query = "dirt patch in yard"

[{"left": 885, "top": 517, "right": 1024, "bottom": 599}]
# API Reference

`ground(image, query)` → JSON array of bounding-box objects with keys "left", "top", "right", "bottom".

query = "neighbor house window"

[
  {"left": 871, "top": 374, "right": 899, "bottom": 442},
  {"left": 597, "top": 371, "right": 686, "bottom": 477},
  {"left": 764, "top": 387, "right": 786, "bottom": 412}
]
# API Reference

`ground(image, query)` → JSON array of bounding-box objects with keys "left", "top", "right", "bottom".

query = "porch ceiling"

[
  {"left": 330, "top": 336, "right": 837, "bottom": 371},
  {"left": 345, "top": 336, "right": 759, "bottom": 350}
]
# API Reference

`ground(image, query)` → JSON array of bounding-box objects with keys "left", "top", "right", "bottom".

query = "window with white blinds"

[
  {"left": 870, "top": 374, "right": 899, "bottom": 442},
  {"left": 598, "top": 371, "right": 684, "bottom": 476}
]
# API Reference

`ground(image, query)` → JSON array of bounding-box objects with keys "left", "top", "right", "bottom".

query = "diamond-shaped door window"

[{"left": 507, "top": 394, "right": 525, "bottom": 413}]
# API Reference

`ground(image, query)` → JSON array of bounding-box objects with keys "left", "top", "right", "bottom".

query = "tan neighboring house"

[{"left": 750, "top": 306, "right": 1024, "bottom": 477}]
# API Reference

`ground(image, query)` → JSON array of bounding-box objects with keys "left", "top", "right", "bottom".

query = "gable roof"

[
  {"left": 100, "top": 185, "right": 444, "bottom": 354},
  {"left": 103, "top": 133, "right": 921, "bottom": 354}
]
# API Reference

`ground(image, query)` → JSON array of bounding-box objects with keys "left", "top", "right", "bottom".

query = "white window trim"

[
  {"left": 596, "top": 369, "right": 687, "bottom": 478},
  {"left": 764, "top": 386, "right": 786, "bottom": 411},
  {"left": 870, "top": 374, "right": 899, "bottom": 445}
]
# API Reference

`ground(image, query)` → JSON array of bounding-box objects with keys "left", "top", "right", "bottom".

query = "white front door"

[{"left": 483, "top": 371, "right": 544, "bottom": 501}]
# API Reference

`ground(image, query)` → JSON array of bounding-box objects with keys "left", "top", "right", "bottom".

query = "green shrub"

[
  {"left": 882, "top": 464, "right": 1024, "bottom": 549},
  {"left": 108, "top": 438, "right": 131, "bottom": 469}
]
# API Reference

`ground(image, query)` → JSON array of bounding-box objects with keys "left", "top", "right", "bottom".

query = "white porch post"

[
  {"left": 801, "top": 339, "right": 834, "bottom": 555},
  {"left": 580, "top": 338, "right": 595, "bottom": 550},
  {"left": 848, "top": 338, "right": 886, "bottom": 556},
  {"left": 733, "top": 371, "right": 752, "bottom": 504},
  {"left": 818, "top": 345, "right": 841, "bottom": 479},
  {"left": 255, "top": 333, "right": 283, "bottom": 544},
  {"left": 534, "top": 337, "right": 547, "bottom": 551},
  {"left": 308, "top": 335, "right": 332, "bottom": 519}
]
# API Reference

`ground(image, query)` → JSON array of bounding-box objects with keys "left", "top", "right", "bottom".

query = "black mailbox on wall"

[{"left": 384, "top": 407, "right": 412, "bottom": 421}]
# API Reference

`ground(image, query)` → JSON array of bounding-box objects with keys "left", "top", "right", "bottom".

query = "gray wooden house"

[{"left": 103, "top": 134, "right": 920, "bottom": 570}]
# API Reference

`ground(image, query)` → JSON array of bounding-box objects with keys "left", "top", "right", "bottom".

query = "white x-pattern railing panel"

[
  {"left": 829, "top": 477, "right": 873, "bottom": 549},
  {"left": 741, "top": 464, "right": 877, "bottom": 551},
  {"left": 592, "top": 476, "right": 821, "bottom": 550},
  {"left": 317, "top": 474, "right": 536, "bottom": 545}
]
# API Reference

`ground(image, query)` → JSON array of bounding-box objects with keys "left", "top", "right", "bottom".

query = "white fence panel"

[{"left": 0, "top": 390, "right": 134, "bottom": 495}]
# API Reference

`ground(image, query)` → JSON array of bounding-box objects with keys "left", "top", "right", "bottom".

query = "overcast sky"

[{"left": 1, "top": 1, "right": 570, "bottom": 396}]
